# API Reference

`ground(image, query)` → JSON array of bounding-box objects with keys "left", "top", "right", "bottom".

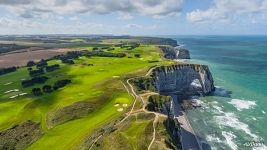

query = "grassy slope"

[{"left": 0, "top": 44, "right": 174, "bottom": 149}]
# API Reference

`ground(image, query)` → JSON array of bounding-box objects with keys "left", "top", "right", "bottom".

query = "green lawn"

[{"left": 0, "top": 44, "right": 173, "bottom": 149}]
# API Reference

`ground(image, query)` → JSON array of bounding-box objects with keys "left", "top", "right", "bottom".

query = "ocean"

[{"left": 170, "top": 36, "right": 267, "bottom": 150}]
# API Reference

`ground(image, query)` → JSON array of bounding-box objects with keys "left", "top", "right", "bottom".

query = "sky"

[{"left": 0, "top": 0, "right": 267, "bottom": 35}]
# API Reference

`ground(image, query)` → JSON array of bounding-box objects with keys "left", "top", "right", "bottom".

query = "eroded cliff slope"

[{"left": 151, "top": 64, "right": 215, "bottom": 98}]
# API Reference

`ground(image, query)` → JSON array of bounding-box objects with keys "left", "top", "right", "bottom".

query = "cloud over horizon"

[
  {"left": 0, "top": 0, "right": 183, "bottom": 18},
  {"left": 186, "top": 0, "right": 267, "bottom": 23},
  {"left": 0, "top": 0, "right": 267, "bottom": 35}
]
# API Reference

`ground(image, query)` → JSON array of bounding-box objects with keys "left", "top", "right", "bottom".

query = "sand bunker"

[
  {"left": 114, "top": 104, "right": 119, "bottom": 107},
  {"left": 4, "top": 89, "right": 19, "bottom": 94},
  {"left": 117, "top": 108, "right": 123, "bottom": 112},
  {"left": 10, "top": 95, "right": 19, "bottom": 99},
  {"left": 19, "top": 93, "right": 27, "bottom": 96},
  {"left": 4, "top": 82, "right": 13, "bottom": 85},
  {"left": 122, "top": 104, "right": 128, "bottom": 107},
  {"left": 112, "top": 76, "right": 120, "bottom": 78}
]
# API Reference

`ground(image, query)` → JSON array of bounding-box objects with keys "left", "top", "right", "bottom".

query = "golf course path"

[{"left": 148, "top": 114, "right": 158, "bottom": 150}]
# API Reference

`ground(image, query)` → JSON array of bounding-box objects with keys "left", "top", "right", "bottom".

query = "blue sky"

[{"left": 0, "top": 0, "right": 267, "bottom": 35}]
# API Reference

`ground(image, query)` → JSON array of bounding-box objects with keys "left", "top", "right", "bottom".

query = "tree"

[
  {"left": 27, "top": 61, "right": 36, "bottom": 67},
  {"left": 53, "top": 79, "right": 71, "bottom": 90},
  {"left": 42, "top": 85, "right": 52, "bottom": 93},
  {"left": 32, "top": 88, "right": 42, "bottom": 96},
  {"left": 0, "top": 67, "right": 17, "bottom": 75},
  {"left": 134, "top": 54, "right": 141, "bottom": 58},
  {"left": 36, "top": 59, "right": 48, "bottom": 69},
  {"left": 29, "top": 69, "right": 44, "bottom": 77}
]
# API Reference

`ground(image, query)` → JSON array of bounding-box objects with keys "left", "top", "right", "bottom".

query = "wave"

[
  {"left": 228, "top": 99, "right": 256, "bottom": 111},
  {"left": 215, "top": 112, "right": 258, "bottom": 140},
  {"left": 222, "top": 131, "right": 237, "bottom": 150}
]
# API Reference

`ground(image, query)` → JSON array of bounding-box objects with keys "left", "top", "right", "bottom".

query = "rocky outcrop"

[
  {"left": 146, "top": 95, "right": 173, "bottom": 117},
  {"left": 0, "top": 121, "right": 43, "bottom": 150},
  {"left": 176, "top": 48, "right": 190, "bottom": 59},
  {"left": 151, "top": 64, "right": 215, "bottom": 98},
  {"left": 159, "top": 46, "right": 190, "bottom": 59}
]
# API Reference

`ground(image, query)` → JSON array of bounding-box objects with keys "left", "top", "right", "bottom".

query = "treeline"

[
  {"left": 54, "top": 50, "right": 126, "bottom": 64},
  {"left": 21, "top": 76, "right": 48, "bottom": 87},
  {"left": 115, "top": 42, "right": 140, "bottom": 50},
  {"left": 0, "top": 44, "right": 28, "bottom": 54},
  {"left": 0, "top": 67, "right": 17, "bottom": 76},
  {"left": 27, "top": 60, "right": 60, "bottom": 77},
  {"left": 31, "top": 79, "right": 71, "bottom": 96}
]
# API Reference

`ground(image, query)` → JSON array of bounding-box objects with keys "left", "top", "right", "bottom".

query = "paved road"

[{"left": 171, "top": 95, "right": 201, "bottom": 150}]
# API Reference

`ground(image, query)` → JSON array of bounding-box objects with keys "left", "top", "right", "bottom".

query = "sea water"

[{"left": 170, "top": 36, "right": 267, "bottom": 150}]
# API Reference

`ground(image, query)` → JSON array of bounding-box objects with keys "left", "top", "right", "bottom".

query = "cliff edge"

[
  {"left": 159, "top": 46, "right": 190, "bottom": 59},
  {"left": 151, "top": 64, "right": 215, "bottom": 98}
]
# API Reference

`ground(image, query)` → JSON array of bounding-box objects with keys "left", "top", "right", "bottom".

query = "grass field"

[{"left": 0, "top": 43, "right": 174, "bottom": 149}]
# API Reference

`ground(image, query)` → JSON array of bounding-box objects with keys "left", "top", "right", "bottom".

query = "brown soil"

[{"left": 0, "top": 48, "right": 75, "bottom": 68}]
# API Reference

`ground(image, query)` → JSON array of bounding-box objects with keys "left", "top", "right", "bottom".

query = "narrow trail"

[
  {"left": 88, "top": 135, "right": 103, "bottom": 150},
  {"left": 89, "top": 67, "right": 160, "bottom": 150},
  {"left": 148, "top": 114, "right": 158, "bottom": 150}
]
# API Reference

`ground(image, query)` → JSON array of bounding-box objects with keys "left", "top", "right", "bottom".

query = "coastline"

[{"left": 171, "top": 94, "right": 202, "bottom": 150}]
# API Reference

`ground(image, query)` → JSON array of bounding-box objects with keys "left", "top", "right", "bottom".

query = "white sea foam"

[
  {"left": 222, "top": 131, "right": 237, "bottom": 150},
  {"left": 228, "top": 99, "right": 256, "bottom": 111},
  {"left": 253, "top": 145, "right": 267, "bottom": 150},
  {"left": 206, "top": 134, "right": 221, "bottom": 143},
  {"left": 215, "top": 112, "right": 258, "bottom": 139},
  {"left": 262, "top": 110, "right": 266, "bottom": 114}
]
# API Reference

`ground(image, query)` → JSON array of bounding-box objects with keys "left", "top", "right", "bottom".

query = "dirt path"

[
  {"left": 89, "top": 67, "right": 158, "bottom": 149},
  {"left": 148, "top": 114, "right": 158, "bottom": 150}
]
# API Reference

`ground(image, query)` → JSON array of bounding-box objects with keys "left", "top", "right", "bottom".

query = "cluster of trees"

[
  {"left": 86, "top": 51, "right": 126, "bottom": 58},
  {"left": 0, "top": 67, "right": 17, "bottom": 75},
  {"left": 115, "top": 42, "right": 140, "bottom": 50},
  {"left": 0, "top": 44, "right": 28, "bottom": 54},
  {"left": 29, "top": 69, "right": 44, "bottom": 77},
  {"left": 36, "top": 59, "right": 48, "bottom": 69},
  {"left": 21, "top": 76, "right": 48, "bottom": 87},
  {"left": 55, "top": 51, "right": 84, "bottom": 64},
  {"left": 134, "top": 54, "right": 141, "bottom": 58},
  {"left": 53, "top": 79, "right": 71, "bottom": 90},
  {"left": 31, "top": 79, "right": 71, "bottom": 96},
  {"left": 54, "top": 50, "right": 126, "bottom": 64},
  {"left": 46, "top": 64, "right": 60, "bottom": 72}
]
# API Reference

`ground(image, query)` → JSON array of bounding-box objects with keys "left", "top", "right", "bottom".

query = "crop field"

[{"left": 0, "top": 42, "right": 174, "bottom": 149}]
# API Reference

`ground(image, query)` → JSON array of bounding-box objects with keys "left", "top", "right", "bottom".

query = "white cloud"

[
  {"left": 117, "top": 13, "right": 133, "bottom": 20},
  {"left": 187, "top": 0, "right": 266, "bottom": 23},
  {"left": 0, "top": 0, "right": 183, "bottom": 18}
]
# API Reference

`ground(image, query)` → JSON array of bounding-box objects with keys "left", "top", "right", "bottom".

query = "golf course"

[{"left": 0, "top": 37, "right": 181, "bottom": 150}]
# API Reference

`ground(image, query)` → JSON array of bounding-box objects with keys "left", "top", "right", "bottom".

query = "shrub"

[
  {"left": 0, "top": 67, "right": 17, "bottom": 76},
  {"left": 32, "top": 88, "right": 42, "bottom": 96},
  {"left": 42, "top": 85, "right": 53, "bottom": 93}
]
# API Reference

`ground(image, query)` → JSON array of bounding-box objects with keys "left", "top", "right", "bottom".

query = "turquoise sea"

[{"left": 170, "top": 36, "right": 267, "bottom": 150}]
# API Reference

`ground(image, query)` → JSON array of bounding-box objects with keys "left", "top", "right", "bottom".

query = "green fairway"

[{"left": 0, "top": 43, "right": 174, "bottom": 149}]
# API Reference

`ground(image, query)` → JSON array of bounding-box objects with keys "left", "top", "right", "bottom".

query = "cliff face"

[
  {"left": 146, "top": 95, "right": 173, "bottom": 117},
  {"left": 159, "top": 46, "right": 190, "bottom": 59},
  {"left": 151, "top": 64, "right": 215, "bottom": 98},
  {"left": 176, "top": 48, "right": 190, "bottom": 59}
]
